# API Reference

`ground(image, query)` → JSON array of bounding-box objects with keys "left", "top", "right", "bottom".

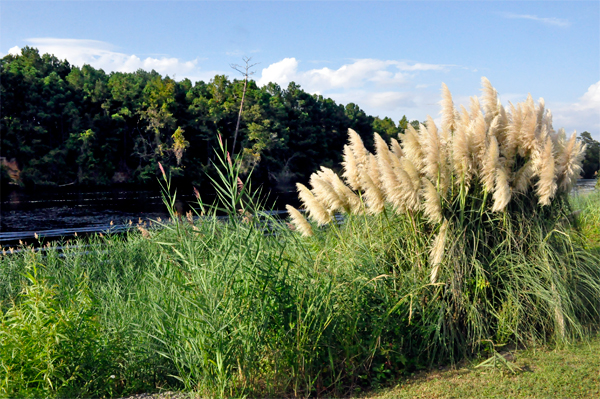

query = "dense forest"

[
  {"left": 0, "top": 47, "right": 415, "bottom": 191},
  {"left": 1, "top": 47, "right": 598, "bottom": 192}
]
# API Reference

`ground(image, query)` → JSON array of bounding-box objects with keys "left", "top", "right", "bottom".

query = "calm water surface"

[{"left": 1, "top": 180, "right": 596, "bottom": 246}]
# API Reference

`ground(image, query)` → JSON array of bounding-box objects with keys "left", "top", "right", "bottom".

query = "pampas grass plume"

[
  {"left": 556, "top": 132, "right": 586, "bottom": 193},
  {"left": 286, "top": 205, "right": 314, "bottom": 237},
  {"left": 422, "top": 178, "right": 442, "bottom": 224},
  {"left": 440, "top": 83, "right": 456, "bottom": 135},
  {"left": 429, "top": 219, "right": 449, "bottom": 284},
  {"left": 492, "top": 167, "right": 512, "bottom": 212},
  {"left": 297, "top": 183, "right": 331, "bottom": 226},
  {"left": 390, "top": 138, "right": 404, "bottom": 159},
  {"left": 403, "top": 124, "right": 424, "bottom": 171},
  {"left": 342, "top": 144, "right": 362, "bottom": 191},
  {"left": 481, "top": 135, "right": 499, "bottom": 192},
  {"left": 535, "top": 136, "right": 557, "bottom": 206},
  {"left": 348, "top": 128, "right": 369, "bottom": 169}
]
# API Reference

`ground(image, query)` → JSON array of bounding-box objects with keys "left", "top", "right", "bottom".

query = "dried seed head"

[
  {"left": 492, "top": 166, "right": 512, "bottom": 212},
  {"left": 422, "top": 178, "right": 442, "bottom": 224},
  {"left": 319, "top": 167, "right": 362, "bottom": 214},
  {"left": 481, "top": 135, "right": 499, "bottom": 192},
  {"left": 297, "top": 183, "right": 331, "bottom": 226},
  {"left": 512, "top": 161, "right": 534, "bottom": 195},
  {"left": 286, "top": 205, "right": 314, "bottom": 237},
  {"left": 556, "top": 131, "right": 586, "bottom": 192},
  {"left": 348, "top": 128, "right": 369, "bottom": 170},
  {"left": 403, "top": 124, "right": 424, "bottom": 172},
  {"left": 311, "top": 172, "right": 345, "bottom": 213},
  {"left": 390, "top": 138, "right": 404, "bottom": 159},
  {"left": 440, "top": 82, "right": 456, "bottom": 135},
  {"left": 342, "top": 144, "right": 362, "bottom": 191},
  {"left": 535, "top": 136, "right": 557, "bottom": 206},
  {"left": 430, "top": 219, "right": 449, "bottom": 284}
]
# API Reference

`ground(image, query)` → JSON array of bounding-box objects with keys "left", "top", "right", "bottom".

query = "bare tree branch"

[{"left": 230, "top": 57, "right": 259, "bottom": 154}]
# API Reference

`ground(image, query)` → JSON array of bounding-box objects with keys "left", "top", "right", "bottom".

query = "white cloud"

[
  {"left": 258, "top": 58, "right": 449, "bottom": 93},
  {"left": 258, "top": 57, "right": 452, "bottom": 122},
  {"left": 552, "top": 81, "right": 600, "bottom": 141},
  {"left": 502, "top": 13, "right": 570, "bottom": 28},
  {"left": 8, "top": 46, "right": 21, "bottom": 56},
  {"left": 21, "top": 38, "right": 219, "bottom": 82}
]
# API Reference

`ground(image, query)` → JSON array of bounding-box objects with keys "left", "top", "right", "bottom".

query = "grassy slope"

[
  {"left": 362, "top": 335, "right": 600, "bottom": 399},
  {"left": 362, "top": 190, "right": 600, "bottom": 399}
]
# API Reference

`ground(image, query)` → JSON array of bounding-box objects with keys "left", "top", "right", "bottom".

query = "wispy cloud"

[
  {"left": 13, "top": 38, "right": 221, "bottom": 83},
  {"left": 502, "top": 13, "right": 570, "bottom": 28},
  {"left": 257, "top": 57, "right": 452, "bottom": 120},
  {"left": 257, "top": 57, "right": 450, "bottom": 93}
]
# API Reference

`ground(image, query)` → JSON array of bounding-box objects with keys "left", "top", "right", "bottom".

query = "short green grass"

[{"left": 363, "top": 335, "right": 600, "bottom": 399}]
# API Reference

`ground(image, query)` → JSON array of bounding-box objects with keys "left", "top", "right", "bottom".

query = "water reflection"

[
  {"left": 0, "top": 185, "right": 298, "bottom": 245},
  {"left": 1, "top": 180, "right": 595, "bottom": 245}
]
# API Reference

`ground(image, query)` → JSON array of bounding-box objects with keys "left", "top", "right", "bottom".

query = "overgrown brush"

[{"left": 289, "top": 78, "right": 600, "bottom": 360}]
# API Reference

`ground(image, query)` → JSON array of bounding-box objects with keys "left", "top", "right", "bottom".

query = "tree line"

[
  {"left": 1, "top": 47, "right": 414, "bottom": 191},
  {"left": 2, "top": 47, "right": 597, "bottom": 192}
]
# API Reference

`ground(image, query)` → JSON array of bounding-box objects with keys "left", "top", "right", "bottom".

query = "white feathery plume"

[
  {"left": 496, "top": 102, "right": 509, "bottom": 145},
  {"left": 469, "top": 96, "right": 481, "bottom": 120},
  {"left": 422, "top": 178, "right": 443, "bottom": 224},
  {"left": 512, "top": 161, "right": 534, "bottom": 195},
  {"left": 375, "top": 134, "right": 403, "bottom": 210},
  {"left": 556, "top": 131, "right": 586, "bottom": 193},
  {"left": 367, "top": 153, "right": 381, "bottom": 185},
  {"left": 390, "top": 138, "right": 404, "bottom": 159},
  {"left": 487, "top": 114, "right": 501, "bottom": 143},
  {"left": 429, "top": 219, "right": 449, "bottom": 284},
  {"left": 420, "top": 119, "right": 441, "bottom": 182},
  {"left": 286, "top": 205, "right": 314, "bottom": 237},
  {"left": 313, "top": 169, "right": 347, "bottom": 213},
  {"left": 319, "top": 167, "right": 362, "bottom": 214},
  {"left": 403, "top": 124, "right": 424, "bottom": 172},
  {"left": 503, "top": 101, "right": 521, "bottom": 163},
  {"left": 481, "top": 135, "right": 499, "bottom": 192},
  {"left": 358, "top": 154, "right": 385, "bottom": 214},
  {"left": 535, "top": 136, "right": 557, "bottom": 206},
  {"left": 297, "top": 183, "right": 331, "bottom": 226},
  {"left": 543, "top": 109, "right": 556, "bottom": 144},
  {"left": 440, "top": 83, "right": 456, "bottom": 136},
  {"left": 481, "top": 77, "right": 499, "bottom": 125},
  {"left": 452, "top": 120, "right": 472, "bottom": 186},
  {"left": 535, "top": 98, "right": 545, "bottom": 137},
  {"left": 401, "top": 158, "right": 422, "bottom": 211},
  {"left": 342, "top": 144, "right": 362, "bottom": 191},
  {"left": 492, "top": 166, "right": 512, "bottom": 212},
  {"left": 361, "top": 174, "right": 386, "bottom": 215},
  {"left": 470, "top": 113, "right": 488, "bottom": 165},
  {"left": 519, "top": 96, "right": 538, "bottom": 157},
  {"left": 348, "top": 128, "right": 369, "bottom": 170}
]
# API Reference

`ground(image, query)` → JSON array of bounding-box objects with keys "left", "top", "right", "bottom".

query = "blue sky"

[{"left": 2, "top": 1, "right": 599, "bottom": 141}]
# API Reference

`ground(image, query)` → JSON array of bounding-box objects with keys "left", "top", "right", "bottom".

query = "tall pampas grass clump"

[{"left": 288, "top": 78, "right": 599, "bottom": 364}]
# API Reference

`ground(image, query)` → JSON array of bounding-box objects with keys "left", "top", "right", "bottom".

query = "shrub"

[
  {"left": 0, "top": 261, "right": 129, "bottom": 398},
  {"left": 289, "top": 78, "right": 599, "bottom": 360}
]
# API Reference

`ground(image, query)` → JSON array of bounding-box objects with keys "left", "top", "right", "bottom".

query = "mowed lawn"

[{"left": 362, "top": 334, "right": 600, "bottom": 399}]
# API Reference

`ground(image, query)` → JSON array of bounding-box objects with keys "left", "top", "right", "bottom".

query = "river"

[{"left": 0, "top": 179, "right": 597, "bottom": 247}]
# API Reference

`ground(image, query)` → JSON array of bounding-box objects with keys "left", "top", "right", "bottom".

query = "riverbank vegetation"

[{"left": 1, "top": 81, "right": 599, "bottom": 398}]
